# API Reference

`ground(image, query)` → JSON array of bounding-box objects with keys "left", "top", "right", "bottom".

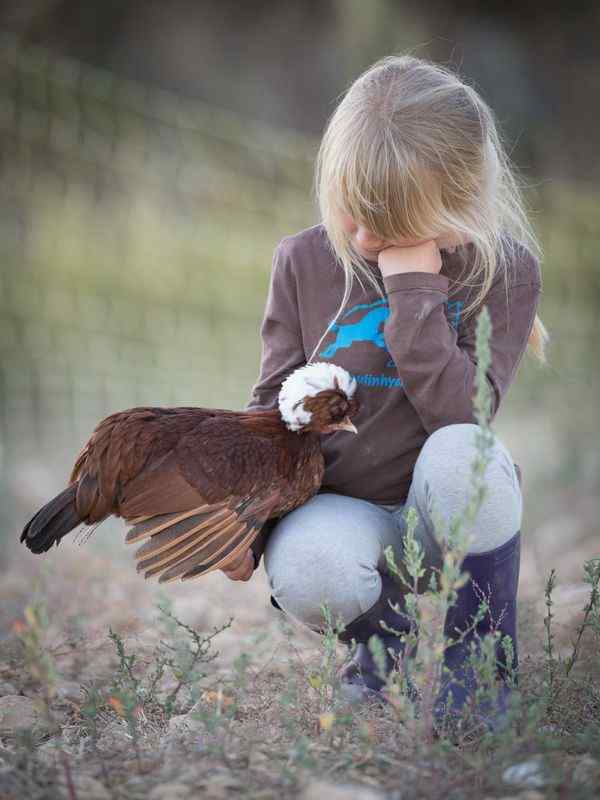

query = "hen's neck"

[{"left": 239, "top": 408, "right": 312, "bottom": 438}]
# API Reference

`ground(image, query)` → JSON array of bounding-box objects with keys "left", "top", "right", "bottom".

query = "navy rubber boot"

[
  {"left": 336, "top": 572, "right": 417, "bottom": 703},
  {"left": 434, "top": 530, "right": 521, "bottom": 733}
]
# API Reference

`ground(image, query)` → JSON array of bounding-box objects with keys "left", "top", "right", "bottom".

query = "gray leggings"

[{"left": 264, "top": 423, "right": 522, "bottom": 631}]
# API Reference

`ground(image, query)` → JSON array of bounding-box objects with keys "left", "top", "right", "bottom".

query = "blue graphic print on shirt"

[
  {"left": 319, "top": 298, "right": 463, "bottom": 389},
  {"left": 319, "top": 299, "right": 389, "bottom": 358}
]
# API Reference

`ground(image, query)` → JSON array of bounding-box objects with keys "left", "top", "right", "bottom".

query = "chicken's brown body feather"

[{"left": 22, "top": 405, "right": 325, "bottom": 581}]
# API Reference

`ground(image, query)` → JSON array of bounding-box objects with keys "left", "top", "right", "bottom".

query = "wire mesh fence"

[{"left": 0, "top": 32, "right": 318, "bottom": 539}]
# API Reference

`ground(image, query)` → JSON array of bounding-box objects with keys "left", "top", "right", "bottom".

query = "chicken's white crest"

[{"left": 278, "top": 362, "right": 357, "bottom": 431}]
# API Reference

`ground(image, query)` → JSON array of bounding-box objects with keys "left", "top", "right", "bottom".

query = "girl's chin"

[
  {"left": 354, "top": 238, "right": 470, "bottom": 260},
  {"left": 356, "top": 245, "right": 393, "bottom": 260}
]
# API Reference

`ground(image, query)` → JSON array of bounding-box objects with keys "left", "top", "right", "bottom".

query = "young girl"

[{"left": 224, "top": 54, "right": 547, "bottom": 730}]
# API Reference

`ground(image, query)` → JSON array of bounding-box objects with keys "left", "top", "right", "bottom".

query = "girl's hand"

[
  {"left": 221, "top": 549, "right": 255, "bottom": 581},
  {"left": 378, "top": 239, "right": 442, "bottom": 277}
]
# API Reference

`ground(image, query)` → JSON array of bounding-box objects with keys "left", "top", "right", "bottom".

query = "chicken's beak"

[{"left": 330, "top": 417, "right": 358, "bottom": 434}]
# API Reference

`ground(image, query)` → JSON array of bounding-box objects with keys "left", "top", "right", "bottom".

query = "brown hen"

[{"left": 20, "top": 363, "right": 359, "bottom": 582}]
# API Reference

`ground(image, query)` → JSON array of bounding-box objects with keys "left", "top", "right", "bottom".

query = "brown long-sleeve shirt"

[{"left": 245, "top": 223, "right": 541, "bottom": 564}]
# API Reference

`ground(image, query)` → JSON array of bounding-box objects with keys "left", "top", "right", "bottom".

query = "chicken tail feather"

[
  {"left": 180, "top": 516, "right": 265, "bottom": 580},
  {"left": 20, "top": 485, "right": 82, "bottom": 554}
]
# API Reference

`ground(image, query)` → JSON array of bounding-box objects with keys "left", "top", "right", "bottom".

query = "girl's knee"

[
  {"left": 420, "top": 423, "right": 480, "bottom": 462},
  {"left": 268, "top": 560, "right": 381, "bottom": 630},
  {"left": 263, "top": 501, "right": 384, "bottom": 629},
  {"left": 412, "top": 423, "right": 522, "bottom": 552},
  {"left": 417, "top": 424, "right": 520, "bottom": 495}
]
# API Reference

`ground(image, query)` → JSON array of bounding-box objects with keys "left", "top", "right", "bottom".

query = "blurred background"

[{"left": 0, "top": 1, "right": 598, "bottom": 642}]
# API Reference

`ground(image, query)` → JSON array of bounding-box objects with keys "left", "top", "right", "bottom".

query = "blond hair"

[{"left": 311, "top": 53, "right": 549, "bottom": 365}]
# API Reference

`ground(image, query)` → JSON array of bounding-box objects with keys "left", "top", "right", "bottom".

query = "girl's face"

[{"left": 339, "top": 212, "right": 465, "bottom": 260}]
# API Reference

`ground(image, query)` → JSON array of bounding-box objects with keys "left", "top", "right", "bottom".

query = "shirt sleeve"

[
  {"left": 243, "top": 238, "right": 307, "bottom": 413},
  {"left": 381, "top": 250, "right": 542, "bottom": 434},
  {"left": 243, "top": 239, "right": 307, "bottom": 569}
]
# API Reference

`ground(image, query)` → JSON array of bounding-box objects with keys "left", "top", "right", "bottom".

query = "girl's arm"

[
  {"left": 380, "top": 245, "right": 541, "bottom": 433},
  {"left": 244, "top": 238, "right": 306, "bottom": 414},
  {"left": 241, "top": 239, "right": 307, "bottom": 572}
]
